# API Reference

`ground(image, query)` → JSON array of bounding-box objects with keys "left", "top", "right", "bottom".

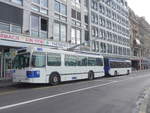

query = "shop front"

[
  {"left": 0, "top": 32, "right": 73, "bottom": 80},
  {"left": 0, "top": 47, "right": 16, "bottom": 80}
]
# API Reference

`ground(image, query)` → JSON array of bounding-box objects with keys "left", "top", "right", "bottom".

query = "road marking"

[
  {"left": 0, "top": 80, "right": 118, "bottom": 110},
  {"left": 0, "top": 74, "right": 149, "bottom": 110}
]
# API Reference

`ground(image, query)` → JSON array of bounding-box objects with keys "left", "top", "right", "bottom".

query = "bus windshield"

[
  {"left": 31, "top": 52, "right": 46, "bottom": 68},
  {"left": 13, "top": 53, "right": 30, "bottom": 69}
]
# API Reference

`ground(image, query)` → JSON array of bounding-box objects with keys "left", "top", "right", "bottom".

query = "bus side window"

[
  {"left": 65, "top": 55, "right": 78, "bottom": 66},
  {"left": 78, "top": 56, "right": 87, "bottom": 66},
  {"left": 96, "top": 58, "right": 103, "bottom": 66},
  {"left": 82, "top": 57, "right": 88, "bottom": 66},
  {"left": 47, "top": 53, "right": 61, "bottom": 66},
  {"left": 88, "top": 57, "right": 96, "bottom": 66}
]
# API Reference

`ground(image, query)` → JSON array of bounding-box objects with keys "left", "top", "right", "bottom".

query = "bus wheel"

[
  {"left": 49, "top": 73, "right": 60, "bottom": 86},
  {"left": 88, "top": 71, "right": 94, "bottom": 80},
  {"left": 127, "top": 70, "right": 130, "bottom": 75},
  {"left": 114, "top": 71, "right": 118, "bottom": 76}
]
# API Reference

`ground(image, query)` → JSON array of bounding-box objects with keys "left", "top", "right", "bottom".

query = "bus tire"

[
  {"left": 49, "top": 73, "right": 60, "bottom": 86},
  {"left": 114, "top": 71, "right": 118, "bottom": 76},
  {"left": 88, "top": 71, "right": 94, "bottom": 80},
  {"left": 127, "top": 70, "right": 130, "bottom": 75}
]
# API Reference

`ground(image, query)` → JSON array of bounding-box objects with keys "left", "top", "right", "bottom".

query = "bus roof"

[
  {"left": 25, "top": 47, "right": 103, "bottom": 58},
  {"left": 107, "top": 58, "right": 131, "bottom": 62}
]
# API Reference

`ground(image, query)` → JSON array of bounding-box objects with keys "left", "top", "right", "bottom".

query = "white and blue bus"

[
  {"left": 104, "top": 57, "right": 131, "bottom": 76},
  {"left": 12, "top": 47, "right": 104, "bottom": 85}
]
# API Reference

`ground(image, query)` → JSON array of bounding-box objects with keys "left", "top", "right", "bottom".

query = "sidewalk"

[
  {"left": 138, "top": 88, "right": 150, "bottom": 113},
  {"left": 146, "top": 95, "right": 150, "bottom": 113},
  {"left": 0, "top": 79, "right": 13, "bottom": 88}
]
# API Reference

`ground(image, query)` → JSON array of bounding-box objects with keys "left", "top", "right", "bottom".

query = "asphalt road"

[{"left": 0, "top": 71, "right": 150, "bottom": 113}]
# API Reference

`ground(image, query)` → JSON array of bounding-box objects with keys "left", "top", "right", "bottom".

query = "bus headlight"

[{"left": 26, "top": 71, "right": 40, "bottom": 78}]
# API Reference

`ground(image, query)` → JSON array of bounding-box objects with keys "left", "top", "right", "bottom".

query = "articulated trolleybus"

[
  {"left": 12, "top": 47, "right": 104, "bottom": 85},
  {"left": 104, "top": 57, "right": 132, "bottom": 76}
]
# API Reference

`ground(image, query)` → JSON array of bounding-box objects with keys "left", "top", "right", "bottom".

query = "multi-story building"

[
  {"left": 89, "top": 0, "right": 131, "bottom": 58},
  {"left": 129, "top": 8, "right": 150, "bottom": 70},
  {"left": 138, "top": 17, "right": 150, "bottom": 69},
  {"left": 0, "top": 0, "right": 89, "bottom": 79},
  {"left": 0, "top": 0, "right": 131, "bottom": 80},
  {"left": 129, "top": 8, "right": 141, "bottom": 70}
]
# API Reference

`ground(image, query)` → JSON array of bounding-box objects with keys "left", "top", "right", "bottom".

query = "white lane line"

[
  {"left": 0, "top": 81, "right": 118, "bottom": 110},
  {"left": 0, "top": 74, "right": 149, "bottom": 111}
]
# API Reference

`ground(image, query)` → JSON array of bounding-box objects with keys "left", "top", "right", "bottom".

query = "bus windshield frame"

[{"left": 13, "top": 52, "right": 30, "bottom": 69}]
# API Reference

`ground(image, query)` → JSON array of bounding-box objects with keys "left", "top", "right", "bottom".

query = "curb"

[
  {"left": 0, "top": 80, "right": 13, "bottom": 88},
  {"left": 138, "top": 88, "right": 150, "bottom": 113}
]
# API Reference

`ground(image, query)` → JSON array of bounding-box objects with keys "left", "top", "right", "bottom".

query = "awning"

[{"left": 0, "top": 39, "right": 30, "bottom": 48}]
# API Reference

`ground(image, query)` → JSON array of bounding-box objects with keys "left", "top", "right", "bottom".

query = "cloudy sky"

[{"left": 127, "top": 0, "right": 150, "bottom": 23}]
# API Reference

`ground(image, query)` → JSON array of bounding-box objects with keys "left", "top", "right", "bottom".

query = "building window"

[
  {"left": 32, "top": 0, "right": 48, "bottom": 15},
  {"left": 71, "top": 9, "right": 76, "bottom": 19},
  {"left": 76, "top": 0, "right": 81, "bottom": 4},
  {"left": 31, "top": 15, "right": 48, "bottom": 38},
  {"left": 107, "top": 44, "right": 112, "bottom": 54},
  {"left": 41, "top": 18, "right": 48, "bottom": 35},
  {"left": 101, "top": 42, "right": 106, "bottom": 53},
  {"left": 71, "top": 28, "right": 76, "bottom": 44},
  {"left": 77, "top": 12, "right": 81, "bottom": 21},
  {"left": 91, "top": 0, "right": 98, "bottom": 10},
  {"left": 0, "top": 22, "right": 22, "bottom": 34},
  {"left": 84, "top": 0, "right": 88, "bottom": 8},
  {"left": 41, "top": 0, "right": 48, "bottom": 7},
  {"left": 53, "top": 21, "right": 67, "bottom": 42},
  {"left": 91, "top": 26, "right": 98, "bottom": 38},
  {"left": 76, "top": 29, "right": 81, "bottom": 44},
  {"left": 85, "top": 30, "right": 89, "bottom": 41},
  {"left": 54, "top": 1, "right": 67, "bottom": 16},
  {"left": 54, "top": 1, "right": 60, "bottom": 12},
  {"left": 91, "top": 12, "right": 98, "bottom": 24},
  {"left": 72, "top": 0, "right": 81, "bottom": 8},
  {"left": 31, "top": 15, "right": 39, "bottom": 37},
  {"left": 11, "top": 0, "right": 22, "bottom": 5},
  {"left": 61, "top": 24, "right": 67, "bottom": 42},
  {"left": 53, "top": 22, "right": 59, "bottom": 41},
  {"left": 71, "top": 9, "right": 81, "bottom": 21},
  {"left": 84, "top": 15, "right": 88, "bottom": 24},
  {"left": 71, "top": 27, "right": 81, "bottom": 44},
  {"left": 32, "top": 0, "right": 40, "bottom": 4}
]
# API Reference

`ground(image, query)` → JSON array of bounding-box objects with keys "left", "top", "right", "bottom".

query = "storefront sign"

[{"left": 0, "top": 33, "right": 72, "bottom": 49}]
